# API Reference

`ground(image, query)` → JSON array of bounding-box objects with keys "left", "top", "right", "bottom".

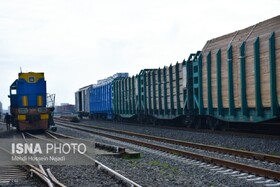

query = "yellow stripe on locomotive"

[
  {"left": 37, "top": 95, "right": 43, "bottom": 106},
  {"left": 22, "top": 96, "right": 28, "bottom": 106}
]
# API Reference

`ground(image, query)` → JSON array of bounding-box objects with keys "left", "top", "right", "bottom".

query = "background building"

[{"left": 55, "top": 103, "right": 76, "bottom": 115}]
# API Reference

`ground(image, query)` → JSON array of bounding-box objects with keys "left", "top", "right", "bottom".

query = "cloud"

[{"left": 0, "top": 0, "right": 279, "bottom": 109}]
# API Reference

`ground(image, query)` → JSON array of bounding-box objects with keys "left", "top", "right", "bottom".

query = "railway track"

[
  {"left": 94, "top": 119, "right": 280, "bottom": 139},
  {"left": 0, "top": 133, "right": 66, "bottom": 187},
  {"left": 21, "top": 132, "right": 66, "bottom": 187},
  {"left": 24, "top": 131, "right": 142, "bottom": 187},
  {"left": 56, "top": 119, "right": 280, "bottom": 164},
  {"left": 0, "top": 165, "right": 29, "bottom": 185},
  {"left": 0, "top": 126, "right": 29, "bottom": 185},
  {"left": 55, "top": 120, "right": 280, "bottom": 185}
]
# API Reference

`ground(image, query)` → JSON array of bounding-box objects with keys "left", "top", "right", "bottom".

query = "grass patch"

[{"left": 148, "top": 160, "right": 179, "bottom": 174}]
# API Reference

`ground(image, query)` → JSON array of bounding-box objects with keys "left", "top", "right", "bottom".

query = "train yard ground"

[
  {"left": 0, "top": 122, "right": 7, "bottom": 133},
  {"left": 0, "top": 120, "right": 141, "bottom": 187},
  {"left": 54, "top": 118, "right": 280, "bottom": 186},
  {"left": 0, "top": 118, "right": 280, "bottom": 186}
]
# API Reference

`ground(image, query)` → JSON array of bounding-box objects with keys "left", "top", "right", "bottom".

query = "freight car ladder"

[
  {"left": 192, "top": 51, "right": 204, "bottom": 115},
  {"left": 137, "top": 69, "right": 155, "bottom": 122}
]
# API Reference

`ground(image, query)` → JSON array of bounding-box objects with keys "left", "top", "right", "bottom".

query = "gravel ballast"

[
  {"left": 56, "top": 125, "right": 278, "bottom": 187},
  {"left": 46, "top": 165, "right": 123, "bottom": 187},
  {"left": 80, "top": 120, "right": 280, "bottom": 156},
  {"left": 1, "top": 120, "right": 279, "bottom": 186}
]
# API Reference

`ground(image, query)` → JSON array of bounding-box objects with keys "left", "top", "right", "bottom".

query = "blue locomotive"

[{"left": 9, "top": 72, "right": 56, "bottom": 131}]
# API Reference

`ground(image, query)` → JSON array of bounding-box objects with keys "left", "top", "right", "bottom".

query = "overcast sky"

[{"left": 0, "top": 0, "right": 279, "bottom": 109}]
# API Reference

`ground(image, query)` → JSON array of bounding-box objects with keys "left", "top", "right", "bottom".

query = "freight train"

[
  {"left": 9, "top": 72, "right": 57, "bottom": 131},
  {"left": 75, "top": 15, "right": 280, "bottom": 130}
]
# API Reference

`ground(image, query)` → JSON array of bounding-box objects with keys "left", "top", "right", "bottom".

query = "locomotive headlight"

[
  {"left": 18, "top": 108, "right": 28, "bottom": 114},
  {"left": 18, "top": 115, "right": 26, "bottom": 121},
  {"left": 40, "top": 114, "right": 49, "bottom": 120},
  {"left": 38, "top": 107, "right": 47, "bottom": 113}
]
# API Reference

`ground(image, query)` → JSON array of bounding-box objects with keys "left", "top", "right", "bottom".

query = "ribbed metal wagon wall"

[
  {"left": 113, "top": 63, "right": 187, "bottom": 122},
  {"left": 191, "top": 15, "right": 280, "bottom": 123},
  {"left": 90, "top": 73, "right": 128, "bottom": 119},
  {"left": 90, "top": 81, "right": 113, "bottom": 119},
  {"left": 113, "top": 76, "right": 137, "bottom": 119}
]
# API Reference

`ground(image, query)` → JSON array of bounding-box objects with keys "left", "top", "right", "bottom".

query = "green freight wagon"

[
  {"left": 113, "top": 63, "right": 187, "bottom": 124},
  {"left": 186, "top": 15, "right": 280, "bottom": 129},
  {"left": 113, "top": 15, "right": 280, "bottom": 130}
]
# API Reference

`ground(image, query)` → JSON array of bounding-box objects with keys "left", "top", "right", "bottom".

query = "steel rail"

[
  {"left": 25, "top": 131, "right": 142, "bottom": 187},
  {"left": 46, "top": 168, "right": 67, "bottom": 187},
  {"left": 22, "top": 133, "right": 54, "bottom": 187},
  {"left": 44, "top": 131, "right": 142, "bottom": 187},
  {"left": 0, "top": 146, "right": 54, "bottom": 187},
  {"left": 94, "top": 160, "right": 142, "bottom": 187},
  {"left": 56, "top": 122, "right": 280, "bottom": 180},
  {"left": 55, "top": 121, "right": 280, "bottom": 164}
]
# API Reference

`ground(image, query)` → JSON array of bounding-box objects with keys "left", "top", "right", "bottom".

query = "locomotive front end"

[{"left": 9, "top": 72, "right": 53, "bottom": 131}]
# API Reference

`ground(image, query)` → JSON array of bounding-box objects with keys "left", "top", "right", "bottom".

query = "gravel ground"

[
  {"left": 46, "top": 165, "right": 123, "bottom": 187},
  {"left": 0, "top": 120, "right": 18, "bottom": 138},
  {"left": 1, "top": 120, "right": 279, "bottom": 186},
  {"left": 0, "top": 122, "right": 8, "bottom": 134},
  {"left": 0, "top": 176, "right": 47, "bottom": 187},
  {"left": 69, "top": 123, "right": 280, "bottom": 172},
  {"left": 0, "top": 128, "right": 21, "bottom": 138},
  {"left": 79, "top": 120, "right": 280, "bottom": 156},
  {"left": 0, "top": 128, "right": 123, "bottom": 187},
  {"left": 0, "top": 129, "right": 47, "bottom": 187},
  {"left": 56, "top": 125, "right": 277, "bottom": 187}
]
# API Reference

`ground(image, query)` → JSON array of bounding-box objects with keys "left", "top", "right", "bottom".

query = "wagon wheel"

[
  {"left": 116, "top": 116, "right": 121, "bottom": 122},
  {"left": 137, "top": 115, "right": 144, "bottom": 124},
  {"left": 218, "top": 121, "right": 228, "bottom": 131},
  {"left": 113, "top": 116, "right": 117, "bottom": 123},
  {"left": 152, "top": 118, "right": 158, "bottom": 126},
  {"left": 194, "top": 118, "right": 202, "bottom": 129},
  {"left": 185, "top": 116, "right": 193, "bottom": 128},
  {"left": 207, "top": 117, "right": 217, "bottom": 131}
]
